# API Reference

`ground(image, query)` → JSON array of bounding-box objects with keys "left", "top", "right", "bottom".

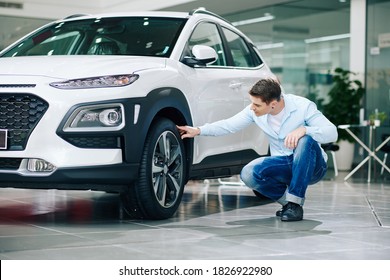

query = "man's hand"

[
  {"left": 284, "top": 126, "right": 306, "bottom": 149},
  {"left": 176, "top": 125, "right": 200, "bottom": 139}
]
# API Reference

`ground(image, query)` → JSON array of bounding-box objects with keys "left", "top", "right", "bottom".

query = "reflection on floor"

[{"left": 0, "top": 171, "right": 389, "bottom": 260}]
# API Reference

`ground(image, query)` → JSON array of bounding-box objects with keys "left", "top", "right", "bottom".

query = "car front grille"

[
  {"left": 0, "top": 84, "right": 36, "bottom": 88},
  {"left": 0, "top": 93, "right": 48, "bottom": 150},
  {"left": 0, "top": 158, "right": 23, "bottom": 170}
]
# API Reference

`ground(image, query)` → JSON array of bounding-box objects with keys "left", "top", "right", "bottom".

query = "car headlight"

[
  {"left": 50, "top": 74, "right": 139, "bottom": 89},
  {"left": 63, "top": 104, "right": 125, "bottom": 131}
]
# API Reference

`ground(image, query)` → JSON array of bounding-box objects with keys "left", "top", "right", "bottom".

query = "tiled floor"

[{"left": 0, "top": 170, "right": 389, "bottom": 260}]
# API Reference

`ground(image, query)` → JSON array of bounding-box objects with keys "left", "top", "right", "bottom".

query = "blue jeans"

[{"left": 240, "top": 135, "right": 327, "bottom": 206}]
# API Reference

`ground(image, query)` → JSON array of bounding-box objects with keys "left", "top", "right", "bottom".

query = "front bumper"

[
  {"left": 0, "top": 162, "right": 139, "bottom": 192},
  {"left": 0, "top": 80, "right": 149, "bottom": 189}
]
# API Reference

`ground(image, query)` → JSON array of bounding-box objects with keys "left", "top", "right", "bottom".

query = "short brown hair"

[{"left": 249, "top": 78, "right": 281, "bottom": 104}]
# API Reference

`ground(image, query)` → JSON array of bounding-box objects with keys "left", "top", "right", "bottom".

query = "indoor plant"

[
  {"left": 368, "top": 110, "right": 387, "bottom": 126},
  {"left": 322, "top": 67, "right": 365, "bottom": 142},
  {"left": 322, "top": 67, "right": 365, "bottom": 170}
]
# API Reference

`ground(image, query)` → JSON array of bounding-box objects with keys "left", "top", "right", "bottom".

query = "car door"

[
  {"left": 181, "top": 21, "right": 247, "bottom": 164},
  {"left": 220, "top": 26, "right": 271, "bottom": 158}
]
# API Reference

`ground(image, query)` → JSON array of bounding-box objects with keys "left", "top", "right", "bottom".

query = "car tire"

[{"left": 121, "top": 117, "right": 186, "bottom": 219}]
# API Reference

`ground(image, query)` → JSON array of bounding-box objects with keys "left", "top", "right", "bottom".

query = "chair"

[
  {"left": 322, "top": 143, "right": 339, "bottom": 177},
  {"left": 380, "top": 134, "right": 390, "bottom": 175}
]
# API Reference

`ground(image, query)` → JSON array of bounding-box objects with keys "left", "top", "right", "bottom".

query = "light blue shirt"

[{"left": 199, "top": 94, "right": 338, "bottom": 161}]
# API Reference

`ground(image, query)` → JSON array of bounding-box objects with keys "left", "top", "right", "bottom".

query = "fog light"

[
  {"left": 99, "top": 108, "right": 121, "bottom": 126},
  {"left": 64, "top": 103, "right": 125, "bottom": 131},
  {"left": 27, "top": 159, "right": 56, "bottom": 172}
]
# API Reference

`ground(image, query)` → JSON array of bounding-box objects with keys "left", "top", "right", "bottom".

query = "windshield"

[{"left": 1, "top": 17, "right": 186, "bottom": 57}]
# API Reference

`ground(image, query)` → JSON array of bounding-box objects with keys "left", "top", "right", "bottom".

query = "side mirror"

[{"left": 181, "top": 45, "right": 218, "bottom": 67}]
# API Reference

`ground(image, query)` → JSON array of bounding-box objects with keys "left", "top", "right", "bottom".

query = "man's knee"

[
  {"left": 297, "top": 135, "right": 315, "bottom": 147},
  {"left": 240, "top": 159, "right": 264, "bottom": 188},
  {"left": 295, "top": 135, "right": 317, "bottom": 153},
  {"left": 240, "top": 164, "right": 253, "bottom": 186}
]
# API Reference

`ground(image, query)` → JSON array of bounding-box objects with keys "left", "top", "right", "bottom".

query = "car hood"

[{"left": 0, "top": 55, "right": 166, "bottom": 79}]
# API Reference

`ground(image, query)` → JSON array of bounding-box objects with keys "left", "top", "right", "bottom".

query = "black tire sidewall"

[{"left": 136, "top": 117, "right": 186, "bottom": 219}]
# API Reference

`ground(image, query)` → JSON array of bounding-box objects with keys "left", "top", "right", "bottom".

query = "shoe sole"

[{"left": 281, "top": 216, "right": 303, "bottom": 222}]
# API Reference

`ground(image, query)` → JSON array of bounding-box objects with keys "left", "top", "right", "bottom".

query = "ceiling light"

[
  {"left": 232, "top": 14, "right": 275, "bottom": 27},
  {"left": 305, "top": 33, "right": 350, "bottom": 44},
  {"left": 257, "top": 42, "right": 284, "bottom": 50}
]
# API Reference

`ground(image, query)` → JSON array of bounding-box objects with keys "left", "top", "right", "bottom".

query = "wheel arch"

[{"left": 124, "top": 87, "right": 194, "bottom": 181}]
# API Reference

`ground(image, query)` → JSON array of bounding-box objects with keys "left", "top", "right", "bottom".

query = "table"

[{"left": 338, "top": 124, "right": 390, "bottom": 182}]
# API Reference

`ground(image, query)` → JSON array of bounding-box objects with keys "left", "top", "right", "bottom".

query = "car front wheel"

[{"left": 121, "top": 118, "right": 186, "bottom": 219}]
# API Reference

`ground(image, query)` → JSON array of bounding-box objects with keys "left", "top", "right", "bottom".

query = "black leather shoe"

[
  {"left": 275, "top": 204, "right": 288, "bottom": 217},
  {"left": 281, "top": 202, "right": 303, "bottom": 222}
]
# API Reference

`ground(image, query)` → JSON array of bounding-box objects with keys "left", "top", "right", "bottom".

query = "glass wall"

[
  {"left": 0, "top": 16, "right": 50, "bottom": 51},
  {"left": 366, "top": 0, "right": 390, "bottom": 128},
  {"left": 224, "top": 0, "right": 351, "bottom": 109}
]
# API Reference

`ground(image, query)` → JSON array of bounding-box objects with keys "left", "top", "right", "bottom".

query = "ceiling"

[{"left": 0, "top": 0, "right": 294, "bottom": 19}]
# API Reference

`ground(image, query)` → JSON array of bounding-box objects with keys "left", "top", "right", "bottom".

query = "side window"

[
  {"left": 187, "top": 22, "right": 226, "bottom": 66},
  {"left": 222, "top": 27, "right": 262, "bottom": 68}
]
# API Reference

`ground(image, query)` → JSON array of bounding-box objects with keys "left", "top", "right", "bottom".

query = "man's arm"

[
  {"left": 177, "top": 105, "right": 255, "bottom": 139},
  {"left": 304, "top": 102, "right": 338, "bottom": 144},
  {"left": 283, "top": 100, "right": 338, "bottom": 149}
]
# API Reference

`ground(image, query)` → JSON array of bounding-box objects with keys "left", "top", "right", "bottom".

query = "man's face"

[{"left": 249, "top": 95, "right": 273, "bottom": 117}]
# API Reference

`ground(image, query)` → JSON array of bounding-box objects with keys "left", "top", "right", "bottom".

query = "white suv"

[{"left": 0, "top": 8, "right": 274, "bottom": 219}]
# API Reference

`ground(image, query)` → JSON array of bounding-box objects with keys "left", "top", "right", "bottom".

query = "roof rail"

[
  {"left": 63, "top": 14, "right": 90, "bottom": 20},
  {"left": 189, "top": 7, "right": 232, "bottom": 24},
  {"left": 189, "top": 7, "right": 207, "bottom": 15}
]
